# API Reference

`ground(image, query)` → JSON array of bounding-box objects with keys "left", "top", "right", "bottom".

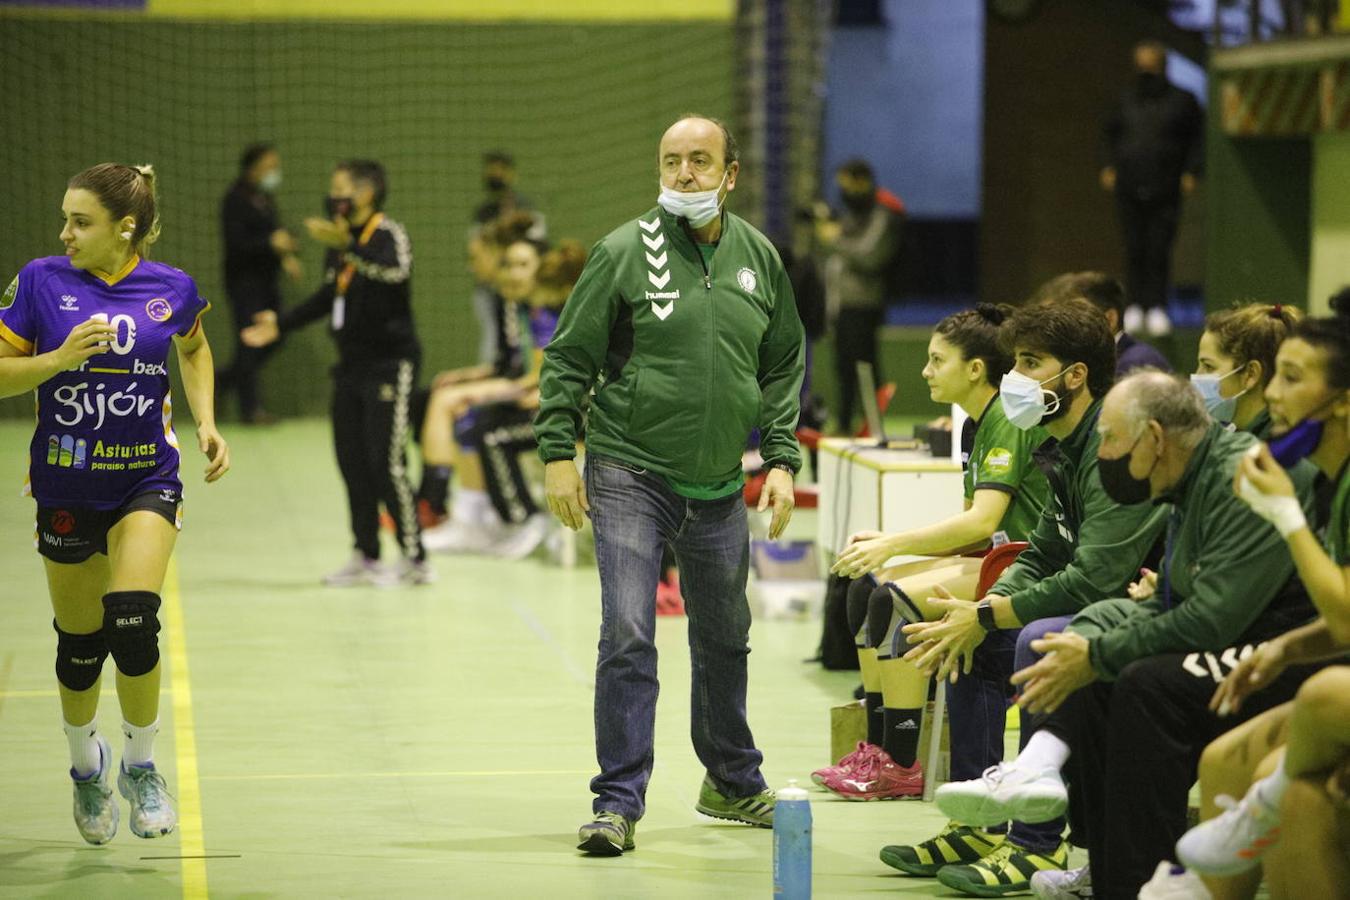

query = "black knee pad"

[
  {"left": 866, "top": 584, "right": 895, "bottom": 650},
  {"left": 845, "top": 575, "right": 877, "bottom": 639},
  {"left": 53, "top": 621, "right": 108, "bottom": 691},
  {"left": 102, "top": 591, "right": 162, "bottom": 677}
]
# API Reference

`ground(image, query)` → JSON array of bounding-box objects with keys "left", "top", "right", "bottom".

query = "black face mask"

[
  {"left": 841, "top": 190, "right": 873, "bottom": 213},
  {"left": 325, "top": 195, "right": 353, "bottom": 219},
  {"left": 1098, "top": 432, "right": 1155, "bottom": 505},
  {"left": 484, "top": 175, "right": 508, "bottom": 193},
  {"left": 1136, "top": 72, "right": 1167, "bottom": 97}
]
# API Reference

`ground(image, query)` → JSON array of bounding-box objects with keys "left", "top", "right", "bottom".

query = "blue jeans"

[
  {"left": 1007, "top": 614, "right": 1073, "bottom": 854},
  {"left": 585, "top": 454, "right": 766, "bottom": 820},
  {"left": 948, "top": 628, "right": 1018, "bottom": 787}
]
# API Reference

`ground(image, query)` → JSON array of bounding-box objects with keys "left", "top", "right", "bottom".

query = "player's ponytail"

[{"left": 68, "top": 163, "right": 162, "bottom": 258}]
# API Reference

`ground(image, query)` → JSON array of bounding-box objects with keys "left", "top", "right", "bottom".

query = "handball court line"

[{"left": 163, "top": 556, "right": 209, "bottom": 900}]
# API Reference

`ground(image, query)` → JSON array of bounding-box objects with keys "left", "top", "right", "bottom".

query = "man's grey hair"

[{"left": 1115, "top": 369, "right": 1210, "bottom": 449}]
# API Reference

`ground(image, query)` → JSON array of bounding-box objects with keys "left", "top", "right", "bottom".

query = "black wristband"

[{"left": 976, "top": 600, "right": 997, "bottom": 632}]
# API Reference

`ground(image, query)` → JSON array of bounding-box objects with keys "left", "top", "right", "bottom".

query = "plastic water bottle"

[{"left": 773, "top": 779, "right": 811, "bottom": 899}]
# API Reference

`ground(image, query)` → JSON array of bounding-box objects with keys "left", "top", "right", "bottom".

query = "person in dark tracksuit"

[
  {"left": 242, "top": 159, "right": 429, "bottom": 587},
  {"left": 1100, "top": 40, "right": 1203, "bottom": 338},
  {"left": 218, "top": 143, "right": 301, "bottom": 424}
]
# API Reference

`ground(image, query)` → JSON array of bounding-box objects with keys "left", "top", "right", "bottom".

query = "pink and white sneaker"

[
  {"left": 810, "top": 741, "right": 881, "bottom": 787},
  {"left": 821, "top": 748, "right": 924, "bottom": 800}
]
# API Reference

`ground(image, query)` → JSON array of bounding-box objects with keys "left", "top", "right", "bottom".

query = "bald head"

[
  {"left": 660, "top": 114, "right": 739, "bottom": 169},
  {"left": 1106, "top": 369, "right": 1209, "bottom": 449}
]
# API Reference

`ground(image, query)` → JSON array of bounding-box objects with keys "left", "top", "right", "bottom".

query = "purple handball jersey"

[{"left": 0, "top": 256, "right": 210, "bottom": 509}]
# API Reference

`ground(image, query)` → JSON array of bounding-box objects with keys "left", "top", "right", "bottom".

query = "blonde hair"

[{"left": 68, "top": 163, "right": 161, "bottom": 256}]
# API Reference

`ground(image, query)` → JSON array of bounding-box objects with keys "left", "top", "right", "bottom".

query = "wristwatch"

[
  {"left": 976, "top": 600, "right": 997, "bottom": 632},
  {"left": 764, "top": 460, "right": 796, "bottom": 475}
]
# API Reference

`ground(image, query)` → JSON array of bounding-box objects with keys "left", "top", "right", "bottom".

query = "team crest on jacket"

[{"left": 737, "top": 267, "right": 757, "bottom": 293}]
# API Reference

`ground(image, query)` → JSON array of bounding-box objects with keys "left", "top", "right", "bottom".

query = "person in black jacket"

[
  {"left": 1101, "top": 41, "right": 1203, "bottom": 339},
  {"left": 242, "top": 159, "right": 431, "bottom": 587},
  {"left": 218, "top": 143, "right": 301, "bottom": 424}
]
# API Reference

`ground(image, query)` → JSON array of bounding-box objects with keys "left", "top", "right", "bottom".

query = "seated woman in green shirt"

[{"left": 814, "top": 304, "right": 1051, "bottom": 800}]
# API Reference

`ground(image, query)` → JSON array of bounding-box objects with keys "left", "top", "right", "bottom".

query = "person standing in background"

[
  {"left": 1101, "top": 40, "right": 1204, "bottom": 339},
  {"left": 218, "top": 143, "right": 301, "bottom": 425},
  {"left": 817, "top": 158, "right": 903, "bottom": 433}
]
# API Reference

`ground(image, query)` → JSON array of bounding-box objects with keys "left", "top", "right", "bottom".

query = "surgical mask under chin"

[
  {"left": 657, "top": 172, "right": 727, "bottom": 228},
  {"left": 1000, "top": 369, "right": 1066, "bottom": 430},
  {"left": 1190, "top": 367, "right": 1247, "bottom": 423},
  {"left": 1268, "top": 394, "right": 1344, "bottom": 468},
  {"left": 259, "top": 170, "right": 283, "bottom": 193}
]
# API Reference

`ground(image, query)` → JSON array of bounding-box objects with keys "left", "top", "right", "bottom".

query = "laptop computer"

[{"left": 856, "top": 361, "right": 888, "bottom": 446}]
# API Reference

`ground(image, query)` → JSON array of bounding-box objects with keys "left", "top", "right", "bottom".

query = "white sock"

[
  {"left": 1252, "top": 750, "right": 1290, "bottom": 811},
  {"left": 1016, "top": 731, "right": 1070, "bottom": 774},
  {"left": 64, "top": 716, "right": 102, "bottom": 778},
  {"left": 122, "top": 718, "right": 159, "bottom": 768}
]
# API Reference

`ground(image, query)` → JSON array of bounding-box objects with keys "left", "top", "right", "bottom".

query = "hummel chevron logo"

[
  {"left": 652, "top": 301, "right": 674, "bottom": 320},
  {"left": 642, "top": 233, "right": 665, "bottom": 252},
  {"left": 639, "top": 218, "right": 660, "bottom": 233},
  {"left": 648, "top": 270, "right": 670, "bottom": 289},
  {"left": 645, "top": 251, "right": 667, "bottom": 269}
]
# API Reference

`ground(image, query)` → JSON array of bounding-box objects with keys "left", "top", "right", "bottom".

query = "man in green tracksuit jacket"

[
  {"left": 938, "top": 370, "right": 1321, "bottom": 899},
  {"left": 534, "top": 115, "right": 804, "bottom": 856}
]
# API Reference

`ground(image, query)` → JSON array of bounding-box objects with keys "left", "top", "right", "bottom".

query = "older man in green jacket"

[
  {"left": 535, "top": 114, "right": 804, "bottom": 857},
  {"left": 934, "top": 370, "right": 1322, "bottom": 900}
]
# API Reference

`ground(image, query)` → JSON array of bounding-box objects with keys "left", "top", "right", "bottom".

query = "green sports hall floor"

[{"left": 0, "top": 418, "right": 1055, "bottom": 900}]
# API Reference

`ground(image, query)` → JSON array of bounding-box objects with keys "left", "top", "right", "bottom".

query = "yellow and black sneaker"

[
  {"left": 935, "top": 840, "right": 1069, "bottom": 897},
  {"left": 879, "top": 820, "right": 1005, "bottom": 877}
]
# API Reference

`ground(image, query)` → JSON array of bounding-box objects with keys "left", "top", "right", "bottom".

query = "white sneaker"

[
  {"left": 118, "top": 761, "right": 177, "bottom": 838},
  {"left": 71, "top": 735, "right": 119, "bottom": 845},
  {"left": 1137, "top": 861, "right": 1211, "bottom": 899},
  {"left": 322, "top": 552, "right": 382, "bottom": 587},
  {"left": 1031, "top": 864, "right": 1092, "bottom": 898},
  {"left": 1175, "top": 789, "right": 1280, "bottom": 876},
  {"left": 422, "top": 519, "right": 500, "bottom": 554},
  {"left": 394, "top": 558, "right": 437, "bottom": 588},
  {"left": 1123, "top": 305, "right": 1144, "bottom": 334},
  {"left": 1146, "top": 307, "right": 1172, "bottom": 337},
  {"left": 934, "top": 762, "right": 1068, "bottom": 827},
  {"left": 490, "top": 513, "right": 552, "bottom": 560}
]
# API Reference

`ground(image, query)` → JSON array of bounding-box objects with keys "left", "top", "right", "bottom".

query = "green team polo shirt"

[
  {"left": 965, "top": 394, "right": 1052, "bottom": 543},
  {"left": 663, "top": 241, "right": 744, "bottom": 501},
  {"left": 1326, "top": 461, "right": 1350, "bottom": 565}
]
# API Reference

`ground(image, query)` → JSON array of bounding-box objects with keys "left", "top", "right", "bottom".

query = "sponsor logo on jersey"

[
  {"left": 145, "top": 298, "right": 172, "bottom": 322},
  {"left": 51, "top": 509, "right": 76, "bottom": 535},
  {"left": 52, "top": 380, "right": 155, "bottom": 431},
  {"left": 1, "top": 276, "right": 18, "bottom": 310},
  {"left": 984, "top": 448, "right": 1013, "bottom": 475},
  {"left": 133, "top": 359, "right": 167, "bottom": 376},
  {"left": 45, "top": 434, "right": 88, "bottom": 469},
  {"left": 60, "top": 294, "right": 80, "bottom": 311},
  {"left": 737, "top": 267, "right": 757, "bottom": 293}
]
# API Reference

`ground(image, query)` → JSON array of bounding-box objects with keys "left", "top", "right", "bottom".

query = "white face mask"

[
  {"left": 657, "top": 171, "right": 728, "bottom": 228},
  {"left": 1000, "top": 368, "right": 1067, "bottom": 430},
  {"left": 260, "top": 169, "right": 283, "bottom": 193},
  {"left": 1190, "top": 366, "right": 1248, "bottom": 423}
]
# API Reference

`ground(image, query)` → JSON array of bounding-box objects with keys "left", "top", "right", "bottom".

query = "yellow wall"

[
  {"left": 1309, "top": 132, "right": 1350, "bottom": 313},
  {"left": 145, "top": 0, "right": 732, "bottom": 20}
]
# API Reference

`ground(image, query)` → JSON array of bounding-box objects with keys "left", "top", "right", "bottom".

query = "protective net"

[{"left": 0, "top": 10, "right": 747, "bottom": 416}]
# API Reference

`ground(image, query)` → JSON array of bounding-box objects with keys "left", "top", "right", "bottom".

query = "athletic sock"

[
  {"left": 882, "top": 706, "right": 923, "bottom": 768},
  {"left": 64, "top": 716, "right": 101, "bottom": 778},
  {"left": 419, "top": 465, "right": 452, "bottom": 514},
  {"left": 1252, "top": 751, "right": 1290, "bottom": 811},
  {"left": 1016, "top": 730, "right": 1070, "bottom": 773},
  {"left": 865, "top": 692, "right": 885, "bottom": 747},
  {"left": 122, "top": 718, "right": 159, "bottom": 768}
]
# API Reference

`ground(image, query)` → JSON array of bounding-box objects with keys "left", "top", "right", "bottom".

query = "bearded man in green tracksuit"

[{"left": 534, "top": 115, "right": 805, "bottom": 856}]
